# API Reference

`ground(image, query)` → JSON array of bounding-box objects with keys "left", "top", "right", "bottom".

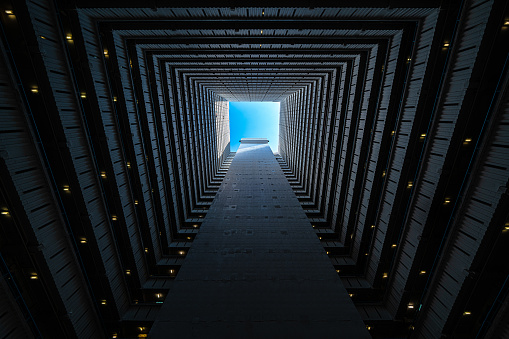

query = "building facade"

[{"left": 0, "top": 1, "right": 508, "bottom": 338}]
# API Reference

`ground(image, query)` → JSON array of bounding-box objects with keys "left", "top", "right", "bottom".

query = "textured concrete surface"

[{"left": 150, "top": 141, "right": 370, "bottom": 338}]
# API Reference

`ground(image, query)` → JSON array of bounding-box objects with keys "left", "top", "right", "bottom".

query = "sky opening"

[{"left": 229, "top": 102, "right": 280, "bottom": 152}]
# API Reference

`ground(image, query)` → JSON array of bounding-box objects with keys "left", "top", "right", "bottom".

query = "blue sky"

[{"left": 229, "top": 102, "right": 280, "bottom": 152}]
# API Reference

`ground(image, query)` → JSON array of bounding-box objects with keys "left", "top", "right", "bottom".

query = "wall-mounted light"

[
  {"left": 103, "top": 50, "right": 108, "bottom": 56},
  {"left": 126, "top": 162, "right": 131, "bottom": 168},
  {"left": 1, "top": 209, "right": 9, "bottom": 216},
  {"left": 407, "top": 181, "right": 413, "bottom": 188},
  {"left": 100, "top": 171, "right": 107, "bottom": 178},
  {"left": 80, "top": 238, "right": 87, "bottom": 244},
  {"left": 504, "top": 20, "right": 509, "bottom": 26},
  {"left": 112, "top": 333, "right": 118, "bottom": 338},
  {"left": 111, "top": 215, "right": 117, "bottom": 221},
  {"left": 138, "top": 327, "right": 147, "bottom": 332},
  {"left": 66, "top": 34, "right": 72, "bottom": 40},
  {"left": 125, "top": 270, "right": 131, "bottom": 275},
  {"left": 80, "top": 92, "right": 86, "bottom": 99},
  {"left": 408, "top": 303, "right": 414, "bottom": 309},
  {"left": 366, "top": 326, "right": 372, "bottom": 330},
  {"left": 63, "top": 185, "right": 70, "bottom": 192},
  {"left": 463, "top": 138, "right": 472, "bottom": 145},
  {"left": 443, "top": 42, "right": 450, "bottom": 47},
  {"left": 391, "top": 244, "right": 397, "bottom": 248},
  {"left": 383, "top": 273, "right": 388, "bottom": 278},
  {"left": 30, "top": 273, "right": 38, "bottom": 280},
  {"left": 39, "top": 35, "right": 46, "bottom": 40},
  {"left": 463, "top": 311, "right": 471, "bottom": 316},
  {"left": 144, "top": 248, "right": 149, "bottom": 253},
  {"left": 178, "top": 251, "right": 185, "bottom": 255},
  {"left": 134, "top": 200, "right": 139, "bottom": 205},
  {"left": 504, "top": 222, "right": 509, "bottom": 231},
  {"left": 5, "top": 9, "right": 14, "bottom": 15},
  {"left": 336, "top": 269, "right": 340, "bottom": 273},
  {"left": 382, "top": 170, "right": 386, "bottom": 177},
  {"left": 31, "top": 87, "right": 39, "bottom": 93},
  {"left": 100, "top": 299, "right": 107, "bottom": 305},
  {"left": 391, "top": 130, "right": 395, "bottom": 136},
  {"left": 419, "top": 270, "right": 426, "bottom": 275},
  {"left": 155, "top": 293, "right": 163, "bottom": 298},
  {"left": 349, "top": 293, "right": 354, "bottom": 297},
  {"left": 420, "top": 133, "right": 426, "bottom": 140},
  {"left": 113, "top": 97, "right": 117, "bottom": 102},
  {"left": 169, "top": 269, "right": 175, "bottom": 274},
  {"left": 444, "top": 198, "right": 451, "bottom": 205}
]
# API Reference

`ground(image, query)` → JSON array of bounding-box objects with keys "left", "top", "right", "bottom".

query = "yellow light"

[
  {"left": 111, "top": 215, "right": 117, "bottom": 221},
  {"left": 382, "top": 170, "right": 386, "bottom": 177},
  {"left": 444, "top": 198, "right": 451, "bottom": 205},
  {"left": 31, "top": 87, "right": 39, "bottom": 93},
  {"left": 261, "top": 30, "right": 263, "bottom": 34},
  {"left": 100, "top": 171, "right": 107, "bottom": 178},
  {"left": 371, "top": 225, "right": 375, "bottom": 229},
  {"left": 391, "top": 130, "right": 395, "bottom": 136},
  {"left": 63, "top": 185, "right": 70, "bottom": 192},
  {"left": 134, "top": 200, "right": 139, "bottom": 205},
  {"left": 443, "top": 42, "right": 450, "bottom": 47},
  {"left": 408, "top": 303, "right": 414, "bottom": 309},
  {"left": 420, "top": 133, "right": 426, "bottom": 140},
  {"left": 39, "top": 35, "right": 46, "bottom": 40},
  {"left": 366, "top": 326, "right": 372, "bottom": 330},
  {"left": 391, "top": 244, "right": 397, "bottom": 248},
  {"left": 138, "top": 335, "right": 148, "bottom": 338},
  {"left": 319, "top": 236, "right": 322, "bottom": 240},
  {"left": 80, "top": 238, "right": 87, "bottom": 244},
  {"left": 138, "top": 327, "right": 146, "bottom": 332},
  {"left": 312, "top": 224, "right": 316, "bottom": 228},
  {"left": 80, "top": 92, "right": 86, "bottom": 99},
  {"left": 419, "top": 270, "right": 426, "bottom": 275},
  {"left": 113, "top": 97, "right": 117, "bottom": 102},
  {"left": 463, "top": 311, "right": 471, "bottom": 316},
  {"left": 407, "top": 182, "right": 413, "bottom": 188},
  {"left": 187, "top": 236, "right": 191, "bottom": 240},
  {"left": 156, "top": 293, "right": 163, "bottom": 298},
  {"left": 30, "top": 273, "right": 38, "bottom": 280},
  {"left": 365, "top": 253, "right": 368, "bottom": 256},
  {"left": 169, "top": 269, "right": 175, "bottom": 274},
  {"left": 5, "top": 10, "right": 13, "bottom": 15},
  {"left": 100, "top": 300, "right": 107, "bottom": 305},
  {"left": 103, "top": 50, "right": 108, "bottom": 55},
  {"left": 66, "top": 34, "right": 72, "bottom": 40},
  {"left": 407, "top": 57, "right": 411, "bottom": 62},
  {"left": 259, "top": 44, "right": 262, "bottom": 47},
  {"left": 336, "top": 269, "right": 340, "bottom": 273},
  {"left": 112, "top": 333, "right": 117, "bottom": 338},
  {"left": 126, "top": 162, "right": 131, "bottom": 168},
  {"left": 349, "top": 293, "right": 354, "bottom": 297},
  {"left": 383, "top": 273, "right": 388, "bottom": 278},
  {"left": 126, "top": 270, "right": 131, "bottom": 275},
  {"left": 179, "top": 251, "right": 185, "bottom": 255},
  {"left": 1, "top": 210, "right": 9, "bottom": 215},
  {"left": 262, "top": 10, "right": 264, "bottom": 15},
  {"left": 464, "top": 138, "right": 472, "bottom": 144},
  {"left": 326, "top": 251, "right": 329, "bottom": 255},
  {"left": 504, "top": 21, "right": 509, "bottom": 26},
  {"left": 145, "top": 248, "right": 149, "bottom": 253}
]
